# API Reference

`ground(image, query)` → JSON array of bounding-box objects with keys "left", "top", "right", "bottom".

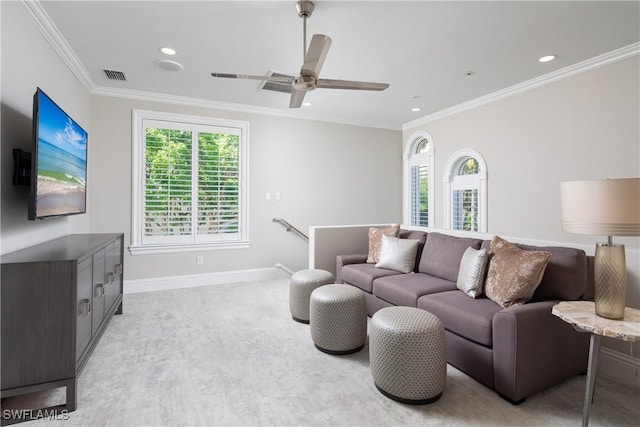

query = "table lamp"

[{"left": 560, "top": 178, "right": 640, "bottom": 320}]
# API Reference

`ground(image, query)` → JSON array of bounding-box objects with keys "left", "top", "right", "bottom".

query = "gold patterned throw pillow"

[
  {"left": 366, "top": 224, "right": 400, "bottom": 263},
  {"left": 484, "top": 236, "right": 552, "bottom": 308}
]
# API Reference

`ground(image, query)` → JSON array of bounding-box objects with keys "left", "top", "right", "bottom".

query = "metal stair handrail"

[{"left": 272, "top": 217, "right": 309, "bottom": 241}]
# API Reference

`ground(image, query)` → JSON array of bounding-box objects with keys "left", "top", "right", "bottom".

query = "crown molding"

[
  {"left": 90, "top": 86, "right": 400, "bottom": 130},
  {"left": 402, "top": 42, "right": 640, "bottom": 131},
  {"left": 18, "top": 0, "right": 95, "bottom": 93}
]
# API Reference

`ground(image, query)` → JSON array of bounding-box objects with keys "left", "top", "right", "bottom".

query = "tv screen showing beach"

[{"left": 35, "top": 90, "right": 87, "bottom": 218}]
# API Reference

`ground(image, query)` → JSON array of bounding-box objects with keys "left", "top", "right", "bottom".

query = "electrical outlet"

[{"left": 196, "top": 256, "right": 204, "bottom": 265}]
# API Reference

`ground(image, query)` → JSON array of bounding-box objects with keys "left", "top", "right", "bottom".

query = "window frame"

[
  {"left": 130, "top": 109, "right": 249, "bottom": 255},
  {"left": 403, "top": 131, "right": 435, "bottom": 227},
  {"left": 443, "top": 148, "right": 487, "bottom": 233}
]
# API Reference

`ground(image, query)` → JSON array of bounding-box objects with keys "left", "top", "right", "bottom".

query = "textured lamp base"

[{"left": 594, "top": 243, "right": 627, "bottom": 320}]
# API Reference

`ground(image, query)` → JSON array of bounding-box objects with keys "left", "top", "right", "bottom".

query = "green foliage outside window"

[
  {"left": 144, "top": 128, "right": 240, "bottom": 238},
  {"left": 145, "top": 128, "right": 192, "bottom": 236},
  {"left": 197, "top": 132, "right": 239, "bottom": 235}
]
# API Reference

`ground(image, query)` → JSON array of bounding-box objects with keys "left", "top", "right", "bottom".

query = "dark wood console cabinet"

[{"left": 1, "top": 233, "right": 124, "bottom": 420}]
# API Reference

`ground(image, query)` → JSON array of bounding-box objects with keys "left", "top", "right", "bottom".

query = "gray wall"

[
  {"left": 89, "top": 96, "right": 402, "bottom": 280},
  {"left": 1, "top": 1, "right": 90, "bottom": 254},
  {"left": 404, "top": 55, "right": 640, "bottom": 251}
]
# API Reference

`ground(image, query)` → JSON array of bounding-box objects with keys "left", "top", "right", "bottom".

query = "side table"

[{"left": 552, "top": 301, "right": 640, "bottom": 427}]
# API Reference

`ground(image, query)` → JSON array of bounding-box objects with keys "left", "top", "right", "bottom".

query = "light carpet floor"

[{"left": 2, "top": 277, "right": 639, "bottom": 426}]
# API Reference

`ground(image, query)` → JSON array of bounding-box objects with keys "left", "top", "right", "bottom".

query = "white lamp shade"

[{"left": 560, "top": 178, "right": 640, "bottom": 236}]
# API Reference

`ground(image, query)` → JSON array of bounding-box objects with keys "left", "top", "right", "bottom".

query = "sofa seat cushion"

[
  {"left": 418, "top": 232, "right": 483, "bottom": 282},
  {"left": 341, "top": 264, "right": 403, "bottom": 293},
  {"left": 417, "top": 290, "right": 502, "bottom": 347},
  {"left": 372, "top": 273, "right": 457, "bottom": 308}
]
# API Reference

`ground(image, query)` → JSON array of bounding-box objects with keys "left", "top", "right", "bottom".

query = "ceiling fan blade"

[
  {"left": 301, "top": 34, "right": 332, "bottom": 78},
  {"left": 289, "top": 88, "right": 307, "bottom": 108},
  {"left": 316, "top": 79, "right": 389, "bottom": 91},
  {"left": 211, "top": 73, "right": 294, "bottom": 83}
]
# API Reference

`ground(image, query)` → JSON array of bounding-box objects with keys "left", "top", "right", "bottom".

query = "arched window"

[
  {"left": 443, "top": 149, "right": 487, "bottom": 232},
  {"left": 403, "top": 131, "right": 434, "bottom": 227}
]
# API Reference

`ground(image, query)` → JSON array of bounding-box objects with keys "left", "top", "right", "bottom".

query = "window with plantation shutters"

[
  {"left": 411, "top": 163, "right": 429, "bottom": 226},
  {"left": 131, "top": 111, "right": 248, "bottom": 254},
  {"left": 444, "top": 149, "right": 487, "bottom": 233},
  {"left": 407, "top": 136, "right": 433, "bottom": 227}
]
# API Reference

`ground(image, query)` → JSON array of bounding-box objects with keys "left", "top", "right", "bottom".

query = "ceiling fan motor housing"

[
  {"left": 296, "top": 1, "right": 314, "bottom": 18},
  {"left": 294, "top": 75, "right": 316, "bottom": 91}
]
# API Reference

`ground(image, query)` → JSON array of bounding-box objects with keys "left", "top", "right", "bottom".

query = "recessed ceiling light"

[
  {"left": 160, "top": 47, "right": 177, "bottom": 55},
  {"left": 157, "top": 60, "right": 184, "bottom": 71},
  {"left": 539, "top": 54, "right": 557, "bottom": 63},
  {"left": 411, "top": 107, "right": 422, "bottom": 112},
  {"left": 302, "top": 102, "right": 312, "bottom": 107}
]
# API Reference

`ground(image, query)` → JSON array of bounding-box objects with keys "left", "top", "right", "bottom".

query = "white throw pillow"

[
  {"left": 456, "top": 246, "right": 489, "bottom": 298},
  {"left": 375, "top": 235, "right": 419, "bottom": 274}
]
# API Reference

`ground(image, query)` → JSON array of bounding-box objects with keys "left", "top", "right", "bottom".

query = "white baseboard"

[
  {"left": 600, "top": 347, "right": 640, "bottom": 390},
  {"left": 124, "top": 266, "right": 290, "bottom": 294}
]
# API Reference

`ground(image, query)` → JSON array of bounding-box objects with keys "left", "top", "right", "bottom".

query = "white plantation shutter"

[
  {"left": 410, "top": 163, "right": 429, "bottom": 226},
  {"left": 132, "top": 111, "right": 248, "bottom": 254},
  {"left": 452, "top": 188, "right": 479, "bottom": 231},
  {"left": 143, "top": 121, "right": 193, "bottom": 244},
  {"left": 196, "top": 127, "right": 241, "bottom": 242},
  {"left": 408, "top": 137, "right": 432, "bottom": 227}
]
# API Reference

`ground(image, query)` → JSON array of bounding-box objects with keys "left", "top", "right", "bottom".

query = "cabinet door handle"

[
  {"left": 81, "top": 298, "right": 91, "bottom": 316},
  {"left": 106, "top": 272, "right": 114, "bottom": 285},
  {"left": 115, "top": 264, "right": 123, "bottom": 275},
  {"left": 96, "top": 284, "right": 105, "bottom": 297}
]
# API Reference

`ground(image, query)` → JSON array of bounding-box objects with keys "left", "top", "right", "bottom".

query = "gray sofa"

[{"left": 336, "top": 229, "right": 592, "bottom": 403}]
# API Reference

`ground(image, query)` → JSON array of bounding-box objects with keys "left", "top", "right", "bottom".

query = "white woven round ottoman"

[
  {"left": 370, "top": 306, "right": 446, "bottom": 404},
  {"left": 309, "top": 284, "right": 367, "bottom": 355},
  {"left": 289, "top": 269, "right": 334, "bottom": 323}
]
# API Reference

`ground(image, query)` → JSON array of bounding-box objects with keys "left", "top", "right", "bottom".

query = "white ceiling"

[{"left": 37, "top": 1, "right": 639, "bottom": 129}]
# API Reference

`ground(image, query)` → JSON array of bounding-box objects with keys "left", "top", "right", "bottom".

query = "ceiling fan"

[{"left": 211, "top": 0, "right": 389, "bottom": 108}]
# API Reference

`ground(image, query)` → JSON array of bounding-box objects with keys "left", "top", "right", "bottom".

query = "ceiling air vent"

[
  {"left": 259, "top": 71, "right": 294, "bottom": 94},
  {"left": 103, "top": 69, "right": 127, "bottom": 81}
]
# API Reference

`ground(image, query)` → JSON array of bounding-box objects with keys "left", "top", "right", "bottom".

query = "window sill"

[{"left": 129, "top": 241, "right": 250, "bottom": 255}]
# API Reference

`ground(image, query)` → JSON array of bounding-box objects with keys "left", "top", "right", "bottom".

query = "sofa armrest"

[
  {"left": 336, "top": 254, "right": 368, "bottom": 283},
  {"left": 492, "top": 300, "right": 590, "bottom": 402}
]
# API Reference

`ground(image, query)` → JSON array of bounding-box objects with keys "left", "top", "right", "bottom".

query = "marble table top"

[{"left": 552, "top": 301, "right": 640, "bottom": 342}]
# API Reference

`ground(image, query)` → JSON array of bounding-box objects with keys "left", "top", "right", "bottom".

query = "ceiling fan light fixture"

[
  {"left": 539, "top": 54, "right": 557, "bottom": 63},
  {"left": 160, "top": 47, "right": 177, "bottom": 55}
]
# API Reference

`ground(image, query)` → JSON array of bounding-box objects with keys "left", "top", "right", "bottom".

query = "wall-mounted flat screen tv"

[{"left": 29, "top": 88, "right": 88, "bottom": 220}]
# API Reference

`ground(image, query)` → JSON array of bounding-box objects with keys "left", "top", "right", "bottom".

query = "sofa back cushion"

[
  {"left": 418, "top": 232, "right": 483, "bottom": 282},
  {"left": 399, "top": 229, "right": 428, "bottom": 272},
  {"left": 517, "top": 243, "right": 588, "bottom": 301}
]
